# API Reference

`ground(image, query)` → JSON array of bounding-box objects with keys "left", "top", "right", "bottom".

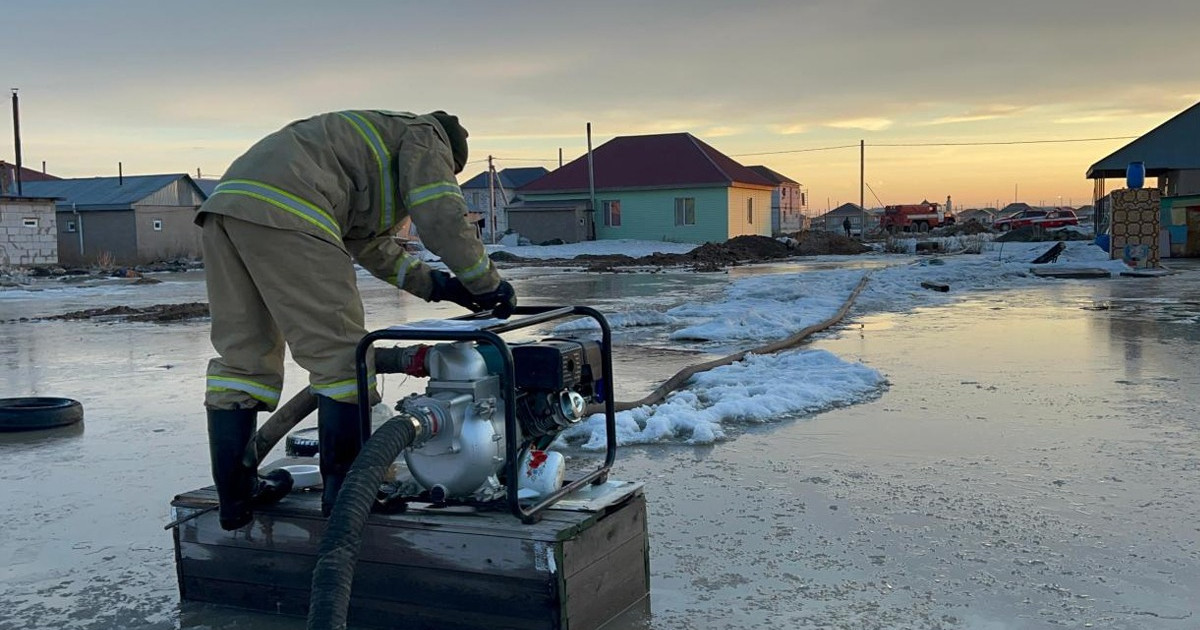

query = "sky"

[{"left": 3, "top": 0, "right": 1199, "bottom": 211}]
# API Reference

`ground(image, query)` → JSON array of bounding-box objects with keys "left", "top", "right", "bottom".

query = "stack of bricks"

[{"left": 1109, "top": 188, "right": 1161, "bottom": 269}]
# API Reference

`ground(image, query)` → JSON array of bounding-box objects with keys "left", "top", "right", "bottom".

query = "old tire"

[
  {"left": 0, "top": 397, "right": 84, "bottom": 432},
  {"left": 286, "top": 427, "right": 320, "bottom": 457}
]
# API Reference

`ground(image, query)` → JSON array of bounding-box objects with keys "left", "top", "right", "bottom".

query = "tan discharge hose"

[{"left": 587, "top": 273, "right": 871, "bottom": 415}]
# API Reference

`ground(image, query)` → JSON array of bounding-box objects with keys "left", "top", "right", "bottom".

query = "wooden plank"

[
  {"left": 919, "top": 281, "right": 950, "bottom": 292},
  {"left": 181, "top": 577, "right": 550, "bottom": 630},
  {"left": 1029, "top": 267, "right": 1112, "bottom": 279},
  {"left": 174, "top": 486, "right": 581, "bottom": 541},
  {"left": 564, "top": 533, "right": 650, "bottom": 630},
  {"left": 179, "top": 543, "right": 555, "bottom": 617},
  {"left": 177, "top": 509, "right": 546, "bottom": 578},
  {"left": 560, "top": 495, "right": 646, "bottom": 578}
]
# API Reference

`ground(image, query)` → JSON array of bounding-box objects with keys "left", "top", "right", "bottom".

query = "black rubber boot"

[
  {"left": 207, "top": 408, "right": 258, "bottom": 531},
  {"left": 317, "top": 395, "right": 364, "bottom": 517},
  {"left": 208, "top": 409, "right": 295, "bottom": 531}
]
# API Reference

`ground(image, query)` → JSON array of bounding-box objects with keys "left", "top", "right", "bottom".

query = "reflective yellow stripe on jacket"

[
  {"left": 454, "top": 253, "right": 492, "bottom": 283},
  {"left": 211, "top": 179, "right": 342, "bottom": 241},
  {"left": 206, "top": 375, "right": 282, "bottom": 407},
  {"left": 391, "top": 252, "right": 422, "bottom": 287},
  {"left": 406, "top": 181, "right": 465, "bottom": 208},
  {"left": 336, "top": 111, "right": 395, "bottom": 232}
]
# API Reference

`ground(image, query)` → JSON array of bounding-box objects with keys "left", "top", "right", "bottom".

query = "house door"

[{"left": 1187, "top": 207, "right": 1200, "bottom": 257}]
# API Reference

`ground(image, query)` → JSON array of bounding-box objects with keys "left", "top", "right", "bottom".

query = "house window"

[
  {"left": 747, "top": 198, "right": 754, "bottom": 224},
  {"left": 674, "top": 198, "right": 695, "bottom": 226},
  {"left": 22, "top": 218, "right": 38, "bottom": 228},
  {"left": 603, "top": 200, "right": 621, "bottom": 227},
  {"left": 66, "top": 221, "right": 77, "bottom": 233},
  {"left": 153, "top": 219, "right": 163, "bottom": 231}
]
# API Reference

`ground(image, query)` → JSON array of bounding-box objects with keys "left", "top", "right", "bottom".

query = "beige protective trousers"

[{"left": 202, "top": 214, "right": 375, "bottom": 411}]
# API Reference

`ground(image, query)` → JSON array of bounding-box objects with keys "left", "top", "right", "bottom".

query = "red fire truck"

[{"left": 879, "top": 201, "right": 955, "bottom": 233}]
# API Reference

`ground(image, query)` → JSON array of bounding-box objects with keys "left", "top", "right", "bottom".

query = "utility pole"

[
  {"left": 487, "top": 155, "right": 496, "bottom": 244},
  {"left": 11, "top": 88, "right": 23, "bottom": 196},
  {"left": 859, "top": 139, "right": 865, "bottom": 236},
  {"left": 558, "top": 147, "right": 563, "bottom": 168}
]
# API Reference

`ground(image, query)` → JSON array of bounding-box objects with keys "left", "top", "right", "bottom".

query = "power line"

[
  {"left": 731, "top": 144, "right": 859, "bottom": 157},
  {"left": 873, "top": 136, "right": 1137, "bottom": 147},
  {"left": 727, "top": 135, "right": 1137, "bottom": 158}
]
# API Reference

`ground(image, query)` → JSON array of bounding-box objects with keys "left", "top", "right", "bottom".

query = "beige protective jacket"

[{"left": 197, "top": 110, "right": 499, "bottom": 297}]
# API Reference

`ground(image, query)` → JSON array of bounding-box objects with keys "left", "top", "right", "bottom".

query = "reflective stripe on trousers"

[
  {"left": 206, "top": 375, "right": 282, "bottom": 407},
  {"left": 311, "top": 374, "right": 376, "bottom": 402}
]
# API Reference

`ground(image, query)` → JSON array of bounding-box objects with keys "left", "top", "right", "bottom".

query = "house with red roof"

[{"left": 511, "top": 133, "right": 776, "bottom": 244}]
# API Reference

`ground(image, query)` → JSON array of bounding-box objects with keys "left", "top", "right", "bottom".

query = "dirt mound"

[
  {"left": 783, "top": 231, "right": 872, "bottom": 255},
  {"left": 488, "top": 233, "right": 870, "bottom": 272},
  {"left": 50, "top": 302, "right": 210, "bottom": 323},
  {"left": 995, "top": 226, "right": 1092, "bottom": 243},
  {"left": 488, "top": 251, "right": 526, "bottom": 262},
  {"left": 931, "top": 221, "right": 993, "bottom": 236},
  {"left": 629, "top": 235, "right": 798, "bottom": 270}
]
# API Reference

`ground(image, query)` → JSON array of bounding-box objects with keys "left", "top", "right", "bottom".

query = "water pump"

[
  {"left": 354, "top": 306, "right": 617, "bottom": 522},
  {"left": 396, "top": 338, "right": 603, "bottom": 502}
]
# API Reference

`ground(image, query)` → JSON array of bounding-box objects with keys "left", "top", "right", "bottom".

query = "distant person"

[
  {"left": 843, "top": 216, "right": 853, "bottom": 238},
  {"left": 195, "top": 110, "right": 517, "bottom": 530}
]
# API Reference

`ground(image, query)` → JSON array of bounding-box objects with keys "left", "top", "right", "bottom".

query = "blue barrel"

[
  {"left": 1095, "top": 233, "right": 1110, "bottom": 253},
  {"left": 1126, "top": 161, "right": 1145, "bottom": 189}
]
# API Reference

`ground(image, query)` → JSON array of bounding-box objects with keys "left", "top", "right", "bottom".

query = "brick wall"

[{"left": 0, "top": 199, "right": 58, "bottom": 266}]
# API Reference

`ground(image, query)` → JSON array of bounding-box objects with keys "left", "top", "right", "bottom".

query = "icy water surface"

[{"left": 2, "top": 260, "right": 1199, "bottom": 629}]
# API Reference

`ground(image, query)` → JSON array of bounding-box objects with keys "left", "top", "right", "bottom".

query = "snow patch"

[
  {"left": 552, "top": 310, "right": 676, "bottom": 333},
  {"left": 559, "top": 349, "right": 886, "bottom": 448}
]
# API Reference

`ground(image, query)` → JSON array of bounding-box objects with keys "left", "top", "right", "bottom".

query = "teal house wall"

[{"left": 514, "top": 133, "right": 777, "bottom": 244}]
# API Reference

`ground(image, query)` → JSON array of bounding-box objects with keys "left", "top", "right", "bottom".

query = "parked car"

[{"left": 993, "top": 209, "right": 1079, "bottom": 231}]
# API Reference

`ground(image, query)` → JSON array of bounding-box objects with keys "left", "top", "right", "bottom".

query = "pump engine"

[{"left": 391, "top": 338, "right": 604, "bottom": 503}]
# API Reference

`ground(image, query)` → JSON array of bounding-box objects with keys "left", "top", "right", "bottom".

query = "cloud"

[
  {"left": 702, "top": 126, "right": 742, "bottom": 137},
  {"left": 1052, "top": 108, "right": 1178, "bottom": 124},
  {"left": 825, "top": 117, "right": 893, "bottom": 132},
  {"left": 773, "top": 123, "right": 809, "bottom": 135},
  {"left": 918, "top": 105, "right": 1027, "bottom": 126}
]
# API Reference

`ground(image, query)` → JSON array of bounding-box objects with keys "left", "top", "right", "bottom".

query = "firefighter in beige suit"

[{"left": 197, "top": 110, "right": 516, "bottom": 530}]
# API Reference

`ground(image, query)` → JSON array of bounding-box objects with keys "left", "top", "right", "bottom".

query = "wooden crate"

[{"left": 171, "top": 463, "right": 649, "bottom": 630}]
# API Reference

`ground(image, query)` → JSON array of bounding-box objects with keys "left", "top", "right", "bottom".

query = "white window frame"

[
  {"left": 602, "top": 200, "right": 621, "bottom": 227},
  {"left": 674, "top": 197, "right": 696, "bottom": 226},
  {"left": 22, "top": 217, "right": 39, "bottom": 228},
  {"left": 66, "top": 221, "right": 77, "bottom": 233},
  {"left": 152, "top": 219, "right": 164, "bottom": 231}
]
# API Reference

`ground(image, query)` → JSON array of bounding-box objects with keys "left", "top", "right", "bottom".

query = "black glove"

[
  {"left": 427, "top": 270, "right": 478, "bottom": 311},
  {"left": 473, "top": 281, "right": 517, "bottom": 319}
]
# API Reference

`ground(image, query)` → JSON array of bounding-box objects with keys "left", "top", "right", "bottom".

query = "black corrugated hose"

[{"left": 306, "top": 413, "right": 423, "bottom": 630}]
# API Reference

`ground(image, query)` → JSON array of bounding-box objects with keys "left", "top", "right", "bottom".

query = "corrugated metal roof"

[
  {"left": 195, "top": 178, "right": 220, "bottom": 197},
  {"left": 460, "top": 167, "right": 549, "bottom": 190},
  {"left": 17, "top": 174, "right": 203, "bottom": 210},
  {"left": 1087, "top": 101, "right": 1200, "bottom": 178},
  {"left": 519, "top": 133, "right": 774, "bottom": 193}
]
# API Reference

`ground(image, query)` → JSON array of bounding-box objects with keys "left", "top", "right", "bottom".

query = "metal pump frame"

[{"left": 354, "top": 305, "right": 618, "bottom": 523}]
